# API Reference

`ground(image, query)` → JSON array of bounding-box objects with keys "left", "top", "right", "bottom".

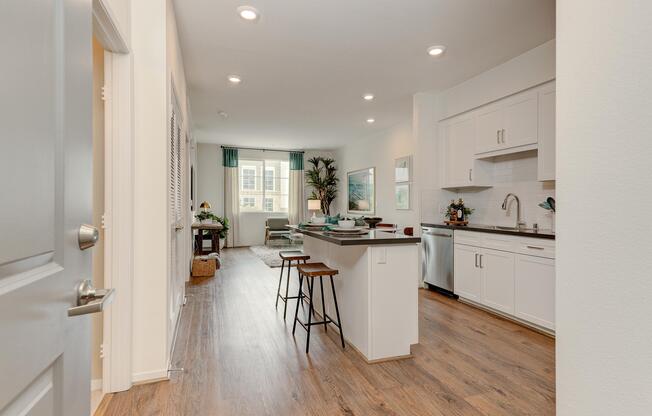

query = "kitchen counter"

[
  {"left": 288, "top": 225, "right": 421, "bottom": 245},
  {"left": 421, "top": 222, "right": 555, "bottom": 240},
  {"left": 288, "top": 224, "right": 420, "bottom": 362}
]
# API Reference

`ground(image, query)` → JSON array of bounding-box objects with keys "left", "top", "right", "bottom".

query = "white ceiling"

[{"left": 174, "top": 0, "right": 555, "bottom": 150}]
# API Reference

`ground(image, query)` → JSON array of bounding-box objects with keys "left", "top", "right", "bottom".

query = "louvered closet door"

[{"left": 168, "top": 103, "right": 186, "bottom": 346}]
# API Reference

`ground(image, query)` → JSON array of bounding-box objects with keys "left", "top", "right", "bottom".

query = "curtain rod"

[{"left": 220, "top": 145, "right": 304, "bottom": 154}]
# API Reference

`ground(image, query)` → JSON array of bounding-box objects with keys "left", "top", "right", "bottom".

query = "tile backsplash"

[{"left": 456, "top": 153, "right": 556, "bottom": 231}]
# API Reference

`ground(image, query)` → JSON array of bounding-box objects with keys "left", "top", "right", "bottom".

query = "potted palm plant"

[{"left": 305, "top": 157, "right": 339, "bottom": 215}]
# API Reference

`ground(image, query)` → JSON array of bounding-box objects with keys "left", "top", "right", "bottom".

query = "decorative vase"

[
  {"left": 219, "top": 238, "right": 226, "bottom": 250},
  {"left": 201, "top": 219, "right": 212, "bottom": 224}
]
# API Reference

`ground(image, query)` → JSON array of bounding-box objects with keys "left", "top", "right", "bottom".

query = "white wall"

[
  {"left": 415, "top": 40, "right": 556, "bottom": 229},
  {"left": 130, "top": 0, "right": 192, "bottom": 383},
  {"left": 196, "top": 143, "right": 224, "bottom": 217},
  {"left": 131, "top": 0, "right": 168, "bottom": 382},
  {"left": 557, "top": 2, "right": 652, "bottom": 415},
  {"left": 335, "top": 120, "right": 419, "bottom": 229}
]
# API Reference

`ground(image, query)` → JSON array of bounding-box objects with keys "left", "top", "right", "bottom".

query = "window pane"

[{"left": 238, "top": 158, "right": 290, "bottom": 212}]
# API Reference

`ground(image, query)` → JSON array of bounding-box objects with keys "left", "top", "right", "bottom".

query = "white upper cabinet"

[
  {"left": 438, "top": 81, "right": 556, "bottom": 189},
  {"left": 475, "top": 89, "right": 539, "bottom": 155},
  {"left": 440, "top": 115, "right": 491, "bottom": 189},
  {"left": 476, "top": 105, "right": 504, "bottom": 154},
  {"left": 503, "top": 91, "right": 539, "bottom": 149},
  {"left": 446, "top": 115, "right": 475, "bottom": 186},
  {"left": 537, "top": 82, "right": 556, "bottom": 181}
]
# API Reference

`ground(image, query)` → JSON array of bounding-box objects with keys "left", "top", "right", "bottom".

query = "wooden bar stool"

[
  {"left": 292, "top": 262, "right": 345, "bottom": 353},
  {"left": 276, "top": 251, "right": 310, "bottom": 320}
]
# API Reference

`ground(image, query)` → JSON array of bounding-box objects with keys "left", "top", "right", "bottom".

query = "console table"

[{"left": 192, "top": 222, "right": 223, "bottom": 255}]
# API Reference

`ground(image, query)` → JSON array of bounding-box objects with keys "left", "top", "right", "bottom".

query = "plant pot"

[
  {"left": 219, "top": 238, "right": 226, "bottom": 250},
  {"left": 200, "top": 219, "right": 212, "bottom": 224}
]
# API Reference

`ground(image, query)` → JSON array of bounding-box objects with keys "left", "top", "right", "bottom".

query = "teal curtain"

[
  {"left": 223, "top": 147, "right": 238, "bottom": 167},
  {"left": 289, "top": 152, "right": 304, "bottom": 170}
]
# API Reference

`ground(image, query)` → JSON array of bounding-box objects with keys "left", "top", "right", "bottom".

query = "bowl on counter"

[
  {"left": 363, "top": 217, "right": 382, "bottom": 228},
  {"left": 338, "top": 220, "right": 356, "bottom": 229}
]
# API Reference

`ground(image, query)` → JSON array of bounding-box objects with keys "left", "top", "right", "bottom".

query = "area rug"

[{"left": 249, "top": 244, "right": 302, "bottom": 268}]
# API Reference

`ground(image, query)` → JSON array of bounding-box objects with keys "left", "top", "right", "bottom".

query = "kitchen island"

[{"left": 288, "top": 225, "right": 421, "bottom": 362}]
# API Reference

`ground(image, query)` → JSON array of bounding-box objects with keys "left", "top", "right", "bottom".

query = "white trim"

[
  {"left": 102, "top": 49, "right": 134, "bottom": 393},
  {"left": 92, "top": 0, "right": 129, "bottom": 54},
  {"left": 132, "top": 369, "right": 169, "bottom": 385},
  {"left": 91, "top": 379, "right": 103, "bottom": 392}
]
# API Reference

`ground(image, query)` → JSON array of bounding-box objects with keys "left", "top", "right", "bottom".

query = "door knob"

[
  {"left": 78, "top": 224, "right": 99, "bottom": 250},
  {"left": 68, "top": 279, "right": 115, "bottom": 317}
]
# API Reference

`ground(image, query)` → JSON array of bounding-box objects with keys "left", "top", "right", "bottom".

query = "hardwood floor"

[{"left": 99, "top": 248, "right": 555, "bottom": 416}]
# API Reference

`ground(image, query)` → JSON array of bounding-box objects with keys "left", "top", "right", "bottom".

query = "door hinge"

[
  {"left": 101, "top": 85, "right": 107, "bottom": 102},
  {"left": 100, "top": 343, "right": 106, "bottom": 359},
  {"left": 101, "top": 213, "right": 109, "bottom": 230}
]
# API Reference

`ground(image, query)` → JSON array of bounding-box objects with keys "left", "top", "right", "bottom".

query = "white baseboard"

[
  {"left": 132, "top": 369, "right": 169, "bottom": 385},
  {"left": 91, "top": 378, "right": 102, "bottom": 392}
]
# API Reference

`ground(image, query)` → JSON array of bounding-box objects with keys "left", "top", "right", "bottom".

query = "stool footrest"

[{"left": 277, "top": 292, "right": 307, "bottom": 303}]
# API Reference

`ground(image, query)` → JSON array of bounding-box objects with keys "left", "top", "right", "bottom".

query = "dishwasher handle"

[{"left": 424, "top": 232, "right": 452, "bottom": 238}]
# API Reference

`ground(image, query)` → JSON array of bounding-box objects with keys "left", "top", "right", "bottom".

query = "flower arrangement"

[{"left": 444, "top": 198, "right": 474, "bottom": 221}]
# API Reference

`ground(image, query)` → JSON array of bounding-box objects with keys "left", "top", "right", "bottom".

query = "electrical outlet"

[{"left": 376, "top": 247, "right": 386, "bottom": 264}]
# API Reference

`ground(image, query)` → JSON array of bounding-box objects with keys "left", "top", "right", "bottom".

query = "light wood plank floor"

[{"left": 99, "top": 247, "right": 555, "bottom": 416}]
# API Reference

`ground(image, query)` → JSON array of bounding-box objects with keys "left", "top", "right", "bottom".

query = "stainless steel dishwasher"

[{"left": 421, "top": 226, "right": 454, "bottom": 294}]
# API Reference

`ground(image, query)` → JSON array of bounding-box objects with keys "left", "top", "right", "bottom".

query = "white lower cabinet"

[
  {"left": 454, "top": 232, "right": 555, "bottom": 332},
  {"left": 481, "top": 248, "right": 515, "bottom": 315},
  {"left": 453, "top": 244, "right": 482, "bottom": 302},
  {"left": 514, "top": 255, "right": 555, "bottom": 330}
]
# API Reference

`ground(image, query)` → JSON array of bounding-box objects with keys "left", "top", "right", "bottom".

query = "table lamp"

[
  {"left": 199, "top": 201, "right": 212, "bottom": 212},
  {"left": 307, "top": 199, "right": 321, "bottom": 221}
]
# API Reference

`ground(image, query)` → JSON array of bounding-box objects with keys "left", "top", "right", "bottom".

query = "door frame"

[{"left": 92, "top": 0, "right": 133, "bottom": 394}]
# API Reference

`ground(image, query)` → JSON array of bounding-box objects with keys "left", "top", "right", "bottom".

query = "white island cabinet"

[{"left": 292, "top": 227, "right": 421, "bottom": 362}]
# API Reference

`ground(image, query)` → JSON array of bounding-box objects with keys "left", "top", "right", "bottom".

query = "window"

[
  {"left": 239, "top": 158, "right": 289, "bottom": 212},
  {"left": 264, "top": 167, "right": 275, "bottom": 191},
  {"left": 242, "top": 166, "right": 256, "bottom": 190},
  {"left": 240, "top": 197, "right": 256, "bottom": 208},
  {"left": 264, "top": 197, "right": 274, "bottom": 212}
]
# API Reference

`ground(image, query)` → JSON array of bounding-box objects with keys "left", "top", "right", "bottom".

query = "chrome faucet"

[{"left": 502, "top": 193, "right": 526, "bottom": 229}]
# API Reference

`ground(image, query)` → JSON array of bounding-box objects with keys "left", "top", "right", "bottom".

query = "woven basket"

[{"left": 192, "top": 257, "right": 216, "bottom": 277}]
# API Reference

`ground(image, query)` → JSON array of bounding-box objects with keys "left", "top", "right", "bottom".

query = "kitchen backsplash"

[
  {"left": 458, "top": 153, "right": 555, "bottom": 230},
  {"left": 421, "top": 152, "right": 556, "bottom": 231}
]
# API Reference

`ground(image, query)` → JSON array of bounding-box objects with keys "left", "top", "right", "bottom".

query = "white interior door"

[{"left": 1, "top": 1, "right": 94, "bottom": 415}]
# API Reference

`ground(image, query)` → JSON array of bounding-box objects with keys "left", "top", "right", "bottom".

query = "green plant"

[
  {"left": 214, "top": 216, "right": 230, "bottom": 239},
  {"left": 195, "top": 211, "right": 230, "bottom": 239},
  {"left": 305, "top": 157, "right": 339, "bottom": 215}
]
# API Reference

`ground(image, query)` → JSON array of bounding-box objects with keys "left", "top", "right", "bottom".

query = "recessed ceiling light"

[
  {"left": 227, "top": 75, "right": 242, "bottom": 84},
  {"left": 366, "top": 118, "right": 375, "bottom": 124},
  {"left": 427, "top": 45, "right": 446, "bottom": 57},
  {"left": 237, "top": 6, "right": 259, "bottom": 21},
  {"left": 363, "top": 94, "right": 375, "bottom": 101}
]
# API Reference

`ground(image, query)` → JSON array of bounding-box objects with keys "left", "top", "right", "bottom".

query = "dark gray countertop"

[
  {"left": 288, "top": 225, "right": 421, "bottom": 246},
  {"left": 420, "top": 223, "right": 555, "bottom": 240}
]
